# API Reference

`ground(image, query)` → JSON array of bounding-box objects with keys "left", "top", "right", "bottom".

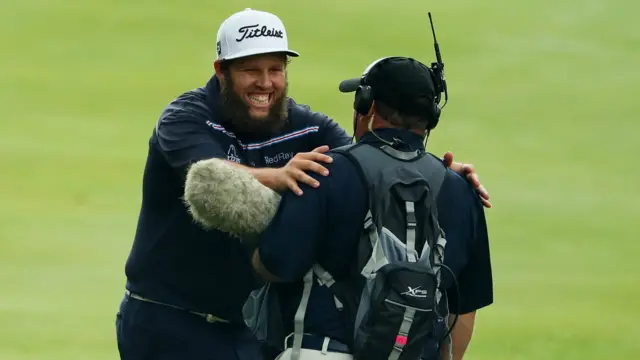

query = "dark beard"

[{"left": 218, "top": 72, "right": 289, "bottom": 137}]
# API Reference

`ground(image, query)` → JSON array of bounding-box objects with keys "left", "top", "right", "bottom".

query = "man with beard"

[{"left": 115, "top": 8, "right": 490, "bottom": 360}]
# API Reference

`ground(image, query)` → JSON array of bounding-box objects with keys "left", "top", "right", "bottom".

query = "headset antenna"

[
  {"left": 428, "top": 12, "right": 443, "bottom": 66},
  {"left": 428, "top": 12, "right": 448, "bottom": 106}
]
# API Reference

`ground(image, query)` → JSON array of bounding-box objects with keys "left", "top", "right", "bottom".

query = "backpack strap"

[
  {"left": 331, "top": 143, "right": 369, "bottom": 193},
  {"left": 389, "top": 306, "right": 418, "bottom": 360},
  {"left": 416, "top": 153, "right": 448, "bottom": 266},
  {"left": 405, "top": 201, "right": 417, "bottom": 262},
  {"left": 405, "top": 153, "right": 447, "bottom": 262},
  {"left": 290, "top": 269, "right": 314, "bottom": 360},
  {"left": 312, "top": 264, "right": 343, "bottom": 310},
  {"left": 424, "top": 152, "right": 448, "bottom": 195},
  {"left": 362, "top": 212, "right": 390, "bottom": 277}
]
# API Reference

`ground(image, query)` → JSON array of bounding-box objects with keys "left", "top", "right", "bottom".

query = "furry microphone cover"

[{"left": 183, "top": 158, "right": 282, "bottom": 239}]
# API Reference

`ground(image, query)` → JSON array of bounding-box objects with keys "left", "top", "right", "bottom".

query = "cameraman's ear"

[{"left": 368, "top": 100, "right": 376, "bottom": 117}]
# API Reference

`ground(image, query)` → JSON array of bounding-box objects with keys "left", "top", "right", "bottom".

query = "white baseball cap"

[{"left": 216, "top": 8, "right": 300, "bottom": 61}]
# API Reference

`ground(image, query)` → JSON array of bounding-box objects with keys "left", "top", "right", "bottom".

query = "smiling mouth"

[{"left": 247, "top": 94, "right": 271, "bottom": 107}]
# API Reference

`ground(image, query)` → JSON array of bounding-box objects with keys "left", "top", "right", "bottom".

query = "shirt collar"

[
  {"left": 204, "top": 75, "right": 224, "bottom": 118},
  {"left": 358, "top": 128, "right": 426, "bottom": 152}
]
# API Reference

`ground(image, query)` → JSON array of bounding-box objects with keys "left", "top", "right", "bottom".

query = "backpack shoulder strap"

[
  {"left": 331, "top": 142, "right": 371, "bottom": 194},
  {"left": 422, "top": 152, "right": 448, "bottom": 198},
  {"left": 290, "top": 269, "right": 314, "bottom": 360}
]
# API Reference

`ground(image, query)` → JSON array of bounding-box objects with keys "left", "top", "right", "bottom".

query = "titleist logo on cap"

[{"left": 236, "top": 24, "right": 284, "bottom": 42}]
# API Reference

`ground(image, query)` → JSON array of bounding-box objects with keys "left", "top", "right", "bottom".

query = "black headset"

[
  {"left": 353, "top": 56, "right": 447, "bottom": 131},
  {"left": 353, "top": 14, "right": 448, "bottom": 131}
]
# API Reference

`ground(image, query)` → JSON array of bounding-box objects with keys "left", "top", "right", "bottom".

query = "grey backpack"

[{"left": 244, "top": 142, "right": 460, "bottom": 360}]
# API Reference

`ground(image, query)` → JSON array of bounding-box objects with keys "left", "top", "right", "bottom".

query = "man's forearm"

[
  {"left": 440, "top": 312, "right": 476, "bottom": 360},
  {"left": 251, "top": 249, "right": 283, "bottom": 283},
  {"left": 223, "top": 160, "right": 278, "bottom": 190}
]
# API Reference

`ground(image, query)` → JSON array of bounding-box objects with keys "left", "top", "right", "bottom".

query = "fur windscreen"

[{"left": 183, "top": 159, "right": 282, "bottom": 239}]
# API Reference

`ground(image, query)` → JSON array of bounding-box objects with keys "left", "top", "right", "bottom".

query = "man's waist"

[
  {"left": 125, "top": 290, "right": 235, "bottom": 324},
  {"left": 124, "top": 281, "right": 248, "bottom": 323}
]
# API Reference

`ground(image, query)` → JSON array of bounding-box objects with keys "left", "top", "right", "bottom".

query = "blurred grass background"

[{"left": 0, "top": 0, "right": 638, "bottom": 359}]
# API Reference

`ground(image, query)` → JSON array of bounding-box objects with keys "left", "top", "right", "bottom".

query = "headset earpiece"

[
  {"left": 426, "top": 65, "right": 445, "bottom": 131},
  {"left": 427, "top": 105, "right": 440, "bottom": 130},
  {"left": 427, "top": 91, "right": 441, "bottom": 130},
  {"left": 354, "top": 84, "right": 374, "bottom": 116}
]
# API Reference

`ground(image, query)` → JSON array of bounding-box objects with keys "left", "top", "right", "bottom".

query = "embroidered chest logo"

[
  {"left": 264, "top": 152, "right": 294, "bottom": 165},
  {"left": 227, "top": 145, "right": 241, "bottom": 163}
]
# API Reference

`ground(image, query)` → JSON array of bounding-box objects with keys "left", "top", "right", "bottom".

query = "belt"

[
  {"left": 285, "top": 333, "right": 350, "bottom": 354},
  {"left": 125, "top": 290, "right": 229, "bottom": 324}
]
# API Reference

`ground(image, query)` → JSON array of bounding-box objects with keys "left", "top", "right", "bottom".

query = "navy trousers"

[{"left": 115, "top": 295, "right": 265, "bottom": 360}]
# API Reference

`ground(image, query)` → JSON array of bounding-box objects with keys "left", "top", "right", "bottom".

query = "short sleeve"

[
  {"left": 451, "top": 201, "right": 494, "bottom": 314},
  {"left": 437, "top": 172, "right": 494, "bottom": 315},
  {"left": 154, "top": 110, "right": 226, "bottom": 176}
]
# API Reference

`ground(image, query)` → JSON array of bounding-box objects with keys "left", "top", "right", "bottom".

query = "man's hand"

[
  {"left": 442, "top": 151, "right": 492, "bottom": 208},
  {"left": 253, "top": 146, "right": 333, "bottom": 196}
]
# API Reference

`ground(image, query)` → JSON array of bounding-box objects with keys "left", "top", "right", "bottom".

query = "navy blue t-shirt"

[
  {"left": 123, "top": 75, "right": 352, "bottom": 323},
  {"left": 256, "top": 128, "right": 494, "bottom": 351}
]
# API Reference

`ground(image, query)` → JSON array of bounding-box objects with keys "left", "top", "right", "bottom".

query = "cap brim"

[
  {"left": 221, "top": 47, "right": 300, "bottom": 61},
  {"left": 338, "top": 78, "right": 360, "bottom": 93}
]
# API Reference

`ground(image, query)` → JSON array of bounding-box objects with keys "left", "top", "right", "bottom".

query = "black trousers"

[{"left": 115, "top": 294, "right": 264, "bottom": 360}]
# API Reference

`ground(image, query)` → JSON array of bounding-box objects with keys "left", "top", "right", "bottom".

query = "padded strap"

[
  {"left": 313, "top": 264, "right": 335, "bottom": 287},
  {"left": 312, "top": 264, "right": 343, "bottom": 310},
  {"left": 405, "top": 202, "right": 417, "bottom": 262},
  {"left": 361, "top": 210, "right": 389, "bottom": 278},
  {"left": 388, "top": 307, "right": 416, "bottom": 360},
  {"left": 291, "top": 270, "right": 314, "bottom": 360}
]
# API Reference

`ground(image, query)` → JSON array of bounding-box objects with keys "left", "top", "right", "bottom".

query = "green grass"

[{"left": 1, "top": 0, "right": 638, "bottom": 359}]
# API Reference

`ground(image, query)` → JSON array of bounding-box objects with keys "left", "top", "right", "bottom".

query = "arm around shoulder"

[{"left": 156, "top": 108, "right": 288, "bottom": 192}]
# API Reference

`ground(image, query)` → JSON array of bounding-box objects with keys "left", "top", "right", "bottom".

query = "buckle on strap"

[
  {"left": 125, "top": 291, "right": 228, "bottom": 323},
  {"left": 284, "top": 333, "right": 350, "bottom": 354}
]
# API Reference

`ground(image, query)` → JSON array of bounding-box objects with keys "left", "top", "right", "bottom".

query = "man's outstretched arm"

[
  {"left": 183, "top": 156, "right": 332, "bottom": 283},
  {"left": 223, "top": 145, "right": 332, "bottom": 196}
]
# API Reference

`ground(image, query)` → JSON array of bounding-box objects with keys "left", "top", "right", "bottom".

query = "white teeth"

[{"left": 248, "top": 94, "right": 269, "bottom": 104}]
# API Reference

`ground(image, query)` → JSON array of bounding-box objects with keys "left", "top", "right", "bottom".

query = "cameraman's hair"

[{"left": 375, "top": 101, "right": 431, "bottom": 131}]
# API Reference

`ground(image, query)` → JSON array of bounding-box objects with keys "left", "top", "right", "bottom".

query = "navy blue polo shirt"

[
  {"left": 256, "top": 128, "right": 494, "bottom": 349},
  {"left": 123, "top": 75, "right": 352, "bottom": 323}
]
